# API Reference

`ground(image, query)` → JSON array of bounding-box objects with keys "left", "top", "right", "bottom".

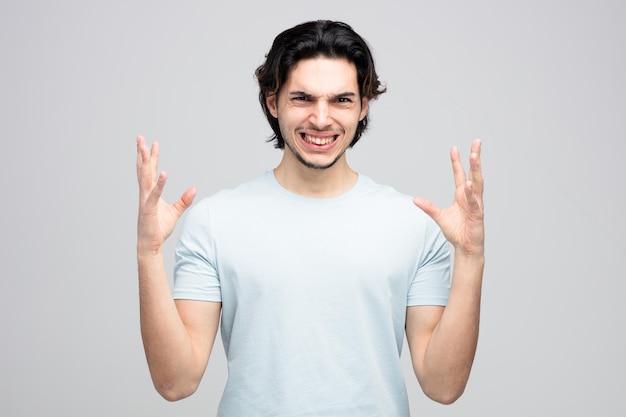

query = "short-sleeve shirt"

[{"left": 173, "top": 172, "right": 451, "bottom": 417}]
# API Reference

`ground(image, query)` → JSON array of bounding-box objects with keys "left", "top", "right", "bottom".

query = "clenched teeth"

[{"left": 302, "top": 134, "right": 335, "bottom": 145}]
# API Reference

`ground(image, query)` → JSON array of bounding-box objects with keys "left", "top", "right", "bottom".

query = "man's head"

[{"left": 256, "top": 20, "right": 386, "bottom": 149}]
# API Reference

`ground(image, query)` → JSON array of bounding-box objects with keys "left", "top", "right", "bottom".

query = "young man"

[{"left": 136, "top": 20, "right": 484, "bottom": 416}]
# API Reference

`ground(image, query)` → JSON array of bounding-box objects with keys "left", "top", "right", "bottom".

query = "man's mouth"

[{"left": 301, "top": 133, "right": 337, "bottom": 146}]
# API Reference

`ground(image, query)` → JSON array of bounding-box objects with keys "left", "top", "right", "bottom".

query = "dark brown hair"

[{"left": 255, "top": 20, "right": 387, "bottom": 149}]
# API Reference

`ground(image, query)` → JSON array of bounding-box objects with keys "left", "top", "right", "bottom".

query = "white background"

[{"left": 1, "top": 0, "right": 624, "bottom": 415}]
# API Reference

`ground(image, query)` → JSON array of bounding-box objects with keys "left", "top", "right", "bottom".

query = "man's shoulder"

[
  {"left": 199, "top": 172, "right": 274, "bottom": 203},
  {"left": 185, "top": 172, "right": 278, "bottom": 221},
  {"left": 357, "top": 174, "right": 438, "bottom": 229},
  {"left": 357, "top": 174, "right": 414, "bottom": 204}
]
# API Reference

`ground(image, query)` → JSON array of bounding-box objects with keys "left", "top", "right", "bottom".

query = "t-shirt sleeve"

[
  {"left": 407, "top": 222, "right": 451, "bottom": 306},
  {"left": 172, "top": 199, "right": 222, "bottom": 302}
]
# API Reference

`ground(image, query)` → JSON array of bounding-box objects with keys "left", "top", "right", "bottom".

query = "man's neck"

[{"left": 273, "top": 156, "right": 358, "bottom": 199}]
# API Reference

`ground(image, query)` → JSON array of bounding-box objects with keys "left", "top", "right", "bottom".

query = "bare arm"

[
  {"left": 409, "top": 139, "right": 484, "bottom": 404},
  {"left": 136, "top": 135, "right": 221, "bottom": 401}
]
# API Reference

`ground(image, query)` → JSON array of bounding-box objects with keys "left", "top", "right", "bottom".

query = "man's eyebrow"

[
  {"left": 287, "top": 91, "right": 358, "bottom": 99},
  {"left": 288, "top": 91, "right": 312, "bottom": 98}
]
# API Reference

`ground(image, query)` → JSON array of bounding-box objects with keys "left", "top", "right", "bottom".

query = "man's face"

[{"left": 267, "top": 57, "right": 369, "bottom": 170}]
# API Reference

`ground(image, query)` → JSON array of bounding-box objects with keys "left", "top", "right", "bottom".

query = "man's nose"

[{"left": 309, "top": 100, "right": 331, "bottom": 127}]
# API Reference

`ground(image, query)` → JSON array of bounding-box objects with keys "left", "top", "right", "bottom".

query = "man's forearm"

[
  {"left": 138, "top": 250, "right": 200, "bottom": 400},
  {"left": 420, "top": 253, "right": 484, "bottom": 403}
]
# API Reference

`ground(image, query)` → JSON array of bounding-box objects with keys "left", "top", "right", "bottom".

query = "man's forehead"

[{"left": 285, "top": 57, "right": 359, "bottom": 94}]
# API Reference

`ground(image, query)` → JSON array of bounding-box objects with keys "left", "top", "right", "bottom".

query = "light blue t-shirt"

[{"left": 173, "top": 172, "right": 451, "bottom": 417}]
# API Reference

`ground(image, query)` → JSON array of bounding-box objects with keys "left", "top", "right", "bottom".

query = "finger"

[
  {"left": 150, "top": 141, "right": 160, "bottom": 183},
  {"left": 464, "top": 181, "right": 484, "bottom": 215},
  {"left": 139, "top": 139, "right": 160, "bottom": 190},
  {"left": 450, "top": 146, "right": 467, "bottom": 189},
  {"left": 172, "top": 187, "right": 197, "bottom": 216},
  {"left": 468, "top": 139, "right": 484, "bottom": 197},
  {"left": 470, "top": 137, "right": 482, "bottom": 155},
  {"left": 413, "top": 196, "right": 442, "bottom": 221},
  {"left": 146, "top": 171, "right": 167, "bottom": 207},
  {"left": 137, "top": 136, "right": 155, "bottom": 194},
  {"left": 136, "top": 135, "right": 146, "bottom": 181}
]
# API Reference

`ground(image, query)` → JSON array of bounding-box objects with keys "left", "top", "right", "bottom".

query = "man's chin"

[
  {"left": 285, "top": 141, "right": 345, "bottom": 170},
  {"left": 296, "top": 154, "right": 342, "bottom": 170}
]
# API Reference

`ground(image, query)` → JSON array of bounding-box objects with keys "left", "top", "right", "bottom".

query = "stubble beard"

[{"left": 284, "top": 137, "right": 348, "bottom": 170}]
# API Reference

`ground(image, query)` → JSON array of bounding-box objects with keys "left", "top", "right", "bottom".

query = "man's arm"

[
  {"left": 136, "top": 136, "right": 221, "bottom": 401},
  {"left": 408, "top": 139, "right": 485, "bottom": 404}
]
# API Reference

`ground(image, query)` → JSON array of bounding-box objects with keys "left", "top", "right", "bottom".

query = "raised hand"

[
  {"left": 136, "top": 135, "right": 197, "bottom": 255},
  {"left": 413, "top": 139, "right": 484, "bottom": 257}
]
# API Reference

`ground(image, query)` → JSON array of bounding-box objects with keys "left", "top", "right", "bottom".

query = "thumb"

[
  {"left": 172, "top": 187, "right": 197, "bottom": 216},
  {"left": 413, "top": 197, "right": 441, "bottom": 220}
]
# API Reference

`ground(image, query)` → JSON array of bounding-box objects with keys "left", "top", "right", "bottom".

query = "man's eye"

[
  {"left": 293, "top": 96, "right": 308, "bottom": 101},
  {"left": 337, "top": 97, "right": 352, "bottom": 103}
]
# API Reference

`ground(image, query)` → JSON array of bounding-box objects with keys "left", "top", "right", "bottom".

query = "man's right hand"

[
  {"left": 136, "top": 136, "right": 218, "bottom": 401},
  {"left": 136, "top": 135, "right": 196, "bottom": 255}
]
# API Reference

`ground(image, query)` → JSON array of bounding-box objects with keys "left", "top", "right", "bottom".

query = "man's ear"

[
  {"left": 359, "top": 97, "right": 369, "bottom": 121},
  {"left": 266, "top": 94, "right": 278, "bottom": 118}
]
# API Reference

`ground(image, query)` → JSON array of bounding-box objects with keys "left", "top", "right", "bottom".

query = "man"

[{"left": 136, "top": 20, "right": 484, "bottom": 416}]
